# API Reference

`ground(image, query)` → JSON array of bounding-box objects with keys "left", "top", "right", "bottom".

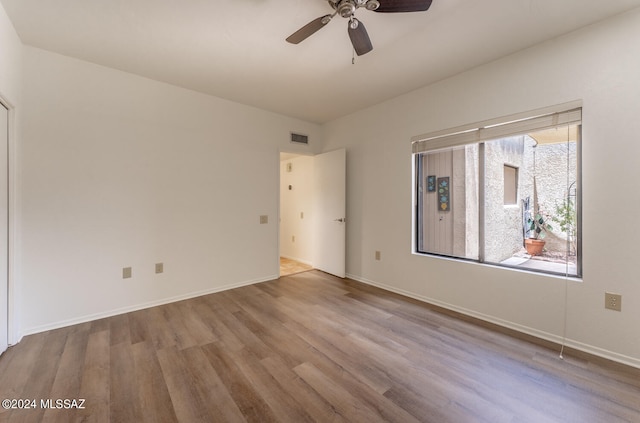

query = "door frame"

[
  {"left": 277, "top": 148, "right": 346, "bottom": 278},
  {"left": 0, "top": 94, "right": 18, "bottom": 349},
  {"left": 277, "top": 150, "right": 315, "bottom": 277}
]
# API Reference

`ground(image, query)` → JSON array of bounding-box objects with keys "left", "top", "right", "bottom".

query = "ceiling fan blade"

[
  {"left": 348, "top": 20, "right": 373, "bottom": 56},
  {"left": 286, "top": 15, "right": 332, "bottom": 44},
  {"left": 375, "top": 0, "right": 433, "bottom": 13}
]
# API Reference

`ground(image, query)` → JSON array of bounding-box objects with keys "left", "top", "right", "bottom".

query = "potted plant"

[
  {"left": 551, "top": 197, "right": 577, "bottom": 256},
  {"left": 524, "top": 209, "right": 553, "bottom": 256}
]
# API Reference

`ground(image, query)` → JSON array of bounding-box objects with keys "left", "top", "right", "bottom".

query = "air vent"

[{"left": 290, "top": 132, "right": 309, "bottom": 145}]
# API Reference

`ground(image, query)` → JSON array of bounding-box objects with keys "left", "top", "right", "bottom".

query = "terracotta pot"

[{"left": 524, "top": 238, "right": 545, "bottom": 256}]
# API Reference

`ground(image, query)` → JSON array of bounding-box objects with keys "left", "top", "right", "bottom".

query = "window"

[
  {"left": 413, "top": 105, "right": 581, "bottom": 277},
  {"left": 504, "top": 165, "right": 518, "bottom": 205}
]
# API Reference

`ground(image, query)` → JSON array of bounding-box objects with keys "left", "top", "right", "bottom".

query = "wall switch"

[
  {"left": 122, "top": 267, "right": 132, "bottom": 279},
  {"left": 292, "top": 235, "right": 295, "bottom": 243},
  {"left": 300, "top": 212, "right": 304, "bottom": 219},
  {"left": 155, "top": 263, "right": 164, "bottom": 274},
  {"left": 375, "top": 251, "right": 381, "bottom": 261},
  {"left": 605, "top": 292, "right": 622, "bottom": 311},
  {"left": 260, "top": 215, "right": 268, "bottom": 224}
]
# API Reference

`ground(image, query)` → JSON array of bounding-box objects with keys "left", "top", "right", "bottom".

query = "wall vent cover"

[{"left": 290, "top": 133, "right": 309, "bottom": 144}]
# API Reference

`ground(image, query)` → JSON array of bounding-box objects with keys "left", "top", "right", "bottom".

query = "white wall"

[
  {"left": 19, "top": 47, "right": 321, "bottom": 333},
  {"left": 0, "top": 1, "right": 22, "bottom": 345},
  {"left": 322, "top": 8, "right": 640, "bottom": 367},
  {"left": 280, "top": 155, "right": 314, "bottom": 265},
  {"left": 0, "top": 3, "right": 21, "bottom": 104}
]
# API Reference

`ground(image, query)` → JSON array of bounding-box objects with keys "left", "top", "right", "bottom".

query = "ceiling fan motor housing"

[
  {"left": 338, "top": 2, "right": 356, "bottom": 18},
  {"left": 329, "top": 0, "right": 380, "bottom": 18}
]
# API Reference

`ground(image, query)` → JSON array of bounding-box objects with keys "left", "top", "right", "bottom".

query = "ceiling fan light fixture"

[{"left": 365, "top": 0, "right": 380, "bottom": 11}]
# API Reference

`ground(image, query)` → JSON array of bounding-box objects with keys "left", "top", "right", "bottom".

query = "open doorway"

[
  {"left": 279, "top": 148, "right": 346, "bottom": 278},
  {"left": 279, "top": 153, "right": 315, "bottom": 276}
]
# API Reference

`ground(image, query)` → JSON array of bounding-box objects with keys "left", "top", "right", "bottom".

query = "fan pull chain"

[
  {"left": 559, "top": 123, "right": 572, "bottom": 361},
  {"left": 352, "top": 47, "right": 355, "bottom": 64}
]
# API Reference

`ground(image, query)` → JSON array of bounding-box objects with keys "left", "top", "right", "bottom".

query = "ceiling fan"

[{"left": 286, "top": 0, "right": 433, "bottom": 56}]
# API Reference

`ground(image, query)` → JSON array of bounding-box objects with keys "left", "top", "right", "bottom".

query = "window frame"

[
  {"left": 503, "top": 164, "right": 518, "bottom": 206},
  {"left": 412, "top": 103, "right": 582, "bottom": 278}
]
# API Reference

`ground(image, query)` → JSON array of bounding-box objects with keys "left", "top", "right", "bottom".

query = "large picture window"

[{"left": 413, "top": 106, "right": 581, "bottom": 277}]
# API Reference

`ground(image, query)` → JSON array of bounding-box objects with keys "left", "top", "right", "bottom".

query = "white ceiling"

[{"left": 3, "top": 0, "right": 640, "bottom": 123}]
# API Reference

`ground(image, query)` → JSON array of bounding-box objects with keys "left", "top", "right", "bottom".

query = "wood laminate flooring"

[{"left": 0, "top": 270, "right": 639, "bottom": 422}]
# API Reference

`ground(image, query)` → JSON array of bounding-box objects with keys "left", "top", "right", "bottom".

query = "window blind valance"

[{"left": 411, "top": 105, "right": 582, "bottom": 154}]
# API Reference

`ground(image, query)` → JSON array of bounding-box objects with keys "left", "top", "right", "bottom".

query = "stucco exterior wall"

[
  {"left": 484, "top": 136, "right": 531, "bottom": 262},
  {"left": 483, "top": 135, "right": 577, "bottom": 262}
]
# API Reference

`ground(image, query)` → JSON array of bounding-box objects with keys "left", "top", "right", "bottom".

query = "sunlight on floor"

[{"left": 280, "top": 257, "right": 313, "bottom": 277}]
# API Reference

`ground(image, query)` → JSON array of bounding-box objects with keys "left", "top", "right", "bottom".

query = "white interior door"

[
  {"left": 313, "top": 148, "right": 346, "bottom": 278},
  {"left": 0, "top": 103, "right": 8, "bottom": 355}
]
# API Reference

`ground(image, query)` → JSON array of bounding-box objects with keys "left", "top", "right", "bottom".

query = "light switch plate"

[
  {"left": 123, "top": 267, "right": 132, "bottom": 279},
  {"left": 260, "top": 215, "right": 268, "bottom": 224},
  {"left": 155, "top": 263, "right": 164, "bottom": 274}
]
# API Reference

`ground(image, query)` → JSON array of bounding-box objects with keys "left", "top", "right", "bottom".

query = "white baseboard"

[
  {"left": 21, "top": 274, "right": 279, "bottom": 337},
  {"left": 347, "top": 273, "right": 640, "bottom": 370}
]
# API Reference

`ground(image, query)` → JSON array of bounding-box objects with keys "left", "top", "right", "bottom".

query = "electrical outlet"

[
  {"left": 605, "top": 292, "right": 622, "bottom": 311},
  {"left": 260, "top": 215, "right": 268, "bottom": 224},
  {"left": 375, "top": 251, "right": 381, "bottom": 261},
  {"left": 155, "top": 263, "right": 164, "bottom": 274},
  {"left": 122, "top": 267, "right": 132, "bottom": 279}
]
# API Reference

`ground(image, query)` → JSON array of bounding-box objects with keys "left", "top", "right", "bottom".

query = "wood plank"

[
  {"left": 109, "top": 341, "right": 141, "bottom": 422},
  {"left": 201, "top": 342, "right": 277, "bottom": 422},
  {"left": 131, "top": 341, "right": 178, "bottom": 423},
  {"left": 230, "top": 347, "right": 315, "bottom": 423},
  {"left": 156, "top": 345, "right": 245, "bottom": 422},
  {"left": 127, "top": 309, "right": 151, "bottom": 345},
  {"left": 0, "top": 334, "right": 47, "bottom": 422},
  {"left": 109, "top": 313, "right": 131, "bottom": 346},
  {"left": 294, "top": 361, "right": 419, "bottom": 423},
  {"left": 8, "top": 330, "right": 68, "bottom": 422},
  {"left": 260, "top": 355, "right": 348, "bottom": 423},
  {"left": 155, "top": 347, "right": 211, "bottom": 423},
  {"left": 75, "top": 330, "right": 110, "bottom": 422},
  {"left": 41, "top": 327, "right": 90, "bottom": 423},
  {"left": 170, "top": 300, "right": 218, "bottom": 347}
]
